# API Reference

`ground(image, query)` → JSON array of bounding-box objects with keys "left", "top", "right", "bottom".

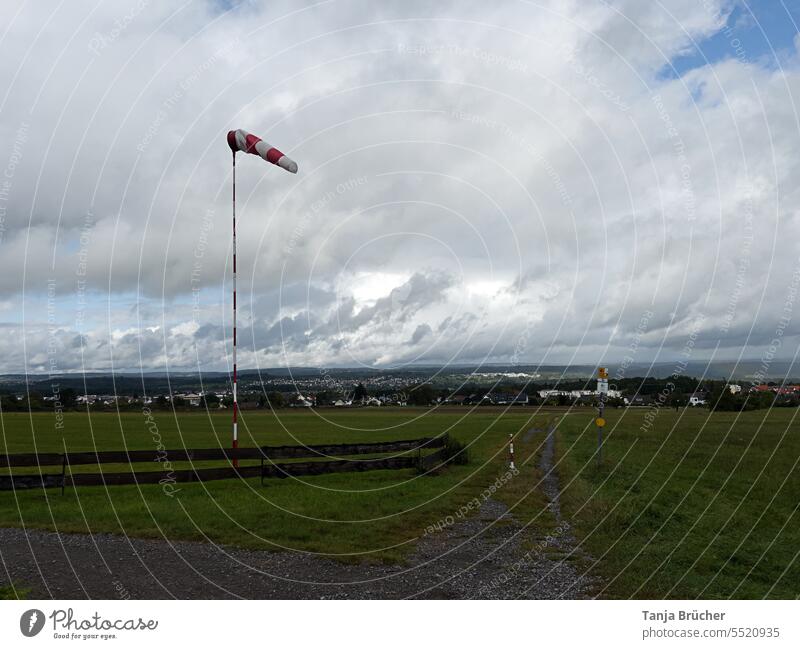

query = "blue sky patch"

[{"left": 665, "top": 0, "right": 799, "bottom": 79}]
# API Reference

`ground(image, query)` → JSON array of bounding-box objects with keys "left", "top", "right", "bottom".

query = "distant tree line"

[
  {"left": 3, "top": 376, "right": 797, "bottom": 413},
  {"left": 706, "top": 385, "right": 795, "bottom": 412}
]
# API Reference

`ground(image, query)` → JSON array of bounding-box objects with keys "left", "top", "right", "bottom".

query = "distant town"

[{"left": 1, "top": 365, "right": 797, "bottom": 413}]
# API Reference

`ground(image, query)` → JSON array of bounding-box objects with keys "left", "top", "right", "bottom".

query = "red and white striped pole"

[
  {"left": 508, "top": 433, "right": 515, "bottom": 470},
  {"left": 231, "top": 150, "right": 238, "bottom": 469},
  {"left": 226, "top": 130, "right": 297, "bottom": 470}
]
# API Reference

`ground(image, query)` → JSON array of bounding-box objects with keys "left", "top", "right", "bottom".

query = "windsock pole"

[
  {"left": 225, "top": 129, "right": 297, "bottom": 470},
  {"left": 232, "top": 151, "right": 238, "bottom": 469}
]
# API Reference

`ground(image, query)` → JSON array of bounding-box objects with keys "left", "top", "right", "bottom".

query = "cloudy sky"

[{"left": 1, "top": 0, "right": 799, "bottom": 373}]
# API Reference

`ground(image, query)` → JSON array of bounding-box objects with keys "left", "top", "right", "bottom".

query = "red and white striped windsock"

[{"left": 227, "top": 129, "right": 298, "bottom": 174}]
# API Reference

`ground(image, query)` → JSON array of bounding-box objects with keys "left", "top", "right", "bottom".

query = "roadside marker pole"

[
  {"left": 597, "top": 396, "right": 604, "bottom": 466},
  {"left": 596, "top": 367, "right": 608, "bottom": 467},
  {"left": 508, "top": 433, "right": 515, "bottom": 470}
]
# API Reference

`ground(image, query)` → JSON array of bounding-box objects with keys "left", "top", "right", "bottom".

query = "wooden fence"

[{"left": 0, "top": 436, "right": 450, "bottom": 491}]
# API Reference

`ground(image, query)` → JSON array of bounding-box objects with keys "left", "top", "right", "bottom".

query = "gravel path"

[
  {"left": 528, "top": 420, "right": 596, "bottom": 581},
  {"left": 1, "top": 426, "right": 597, "bottom": 599}
]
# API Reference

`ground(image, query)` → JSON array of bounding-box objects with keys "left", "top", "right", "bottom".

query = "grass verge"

[{"left": 555, "top": 407, "right": 800, "bottom": 598}]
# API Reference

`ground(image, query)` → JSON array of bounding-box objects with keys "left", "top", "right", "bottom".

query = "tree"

[
  {"left": 0, "top": 393, "right": 19, "bottom": 412},
  {"left": 407, "top": 384, "right": 435, "bottom": 406},
  {"left": 315, "top": 390, "right": 336, "bottom": 406},
  {"left": 353, "top": 383, "right": 368, "bottom": 402},
  {"left": 707, "top": 386, "right": 774, "bottom": 412},
  {"left": 526, "top": 393, "right": 542, "bottom": 406},
  {"left": 313, "top": 391, "right": 335, "bottom": 406},
  {"left": 266, "top": 391, "right": 285, "bottom": 409},
  {"left": 23, "top": 391, "right": 44, "bottom": 410},
  {"left": 57, "top": 388, "right": 77, "bottom": 408},
  {"left": 668, "top": 391, "right": 687, "bottom": 410}
]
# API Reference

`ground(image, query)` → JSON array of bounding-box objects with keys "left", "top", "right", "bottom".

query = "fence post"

[{"left": 61, "top": 454, "right": 66, "bottom": 496}]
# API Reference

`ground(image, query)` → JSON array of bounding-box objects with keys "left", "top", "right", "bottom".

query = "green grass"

[
  {"left": 555, "top": 407, "right": 800, "bottom": 598},
  {"left": 5, "top": 406, "right": 798, "bottom": 599},
  {"left": 0, "top": 584, "right": 26, "bottom": 599},
  {"left": 0, "top": 409, "right": 556, "bottom": 562},
  {"left": 0, "top": 586, "right": 23, "bottom": 599}
]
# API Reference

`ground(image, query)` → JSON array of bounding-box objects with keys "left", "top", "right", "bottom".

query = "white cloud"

[{"left": 0, "top": 0, "right": 798, "bottom": 372}]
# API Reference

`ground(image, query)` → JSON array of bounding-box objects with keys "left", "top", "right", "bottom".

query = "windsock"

[{"left": 227, "top": 129, "right": 298, "bottom": 174}]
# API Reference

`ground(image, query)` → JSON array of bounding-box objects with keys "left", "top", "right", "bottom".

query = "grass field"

[
  {"left": 0, "top": 408, "right": 555, "bottom": 562},
  {"left": 555, "top": 407, "right": 800, "bottom": 599},
  {"left": 2, "top": 406, "right": 798, "bottom": 598}
]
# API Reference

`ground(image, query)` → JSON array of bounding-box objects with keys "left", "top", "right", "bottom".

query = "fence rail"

[
  {"left": 0, "top": 437, "right": 450, "bottom": 491},
  {"left": 0, "top": 437, "right": 444, "bottom": 468}
]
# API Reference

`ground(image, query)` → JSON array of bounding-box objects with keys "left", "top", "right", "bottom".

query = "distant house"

[
  {"left": 378, "top": 395, "right": 406, "bottom": 406},
  {"left": 747, "top": 384, "right": 799, "bottom": 399},
  {"left": 487, "top": 392, "right": 529, "bottom": 405},
  {"left": 539, "top": 389, "right": 571, "bottom": 399},
  {"left": 290, "top": 394, "right": 313, "bottom": 407},
  {"left": 182, "top": 393, "right": 202, "bottom": 407},
  {"left": 688, "top": 393, "right": 706, "bottom": 406},
  {"left": 365, "top": 397, "right": 382, "bottom": 406},
  {"left": 628, "top": 395, "right": 656, "bottom": 407}
]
